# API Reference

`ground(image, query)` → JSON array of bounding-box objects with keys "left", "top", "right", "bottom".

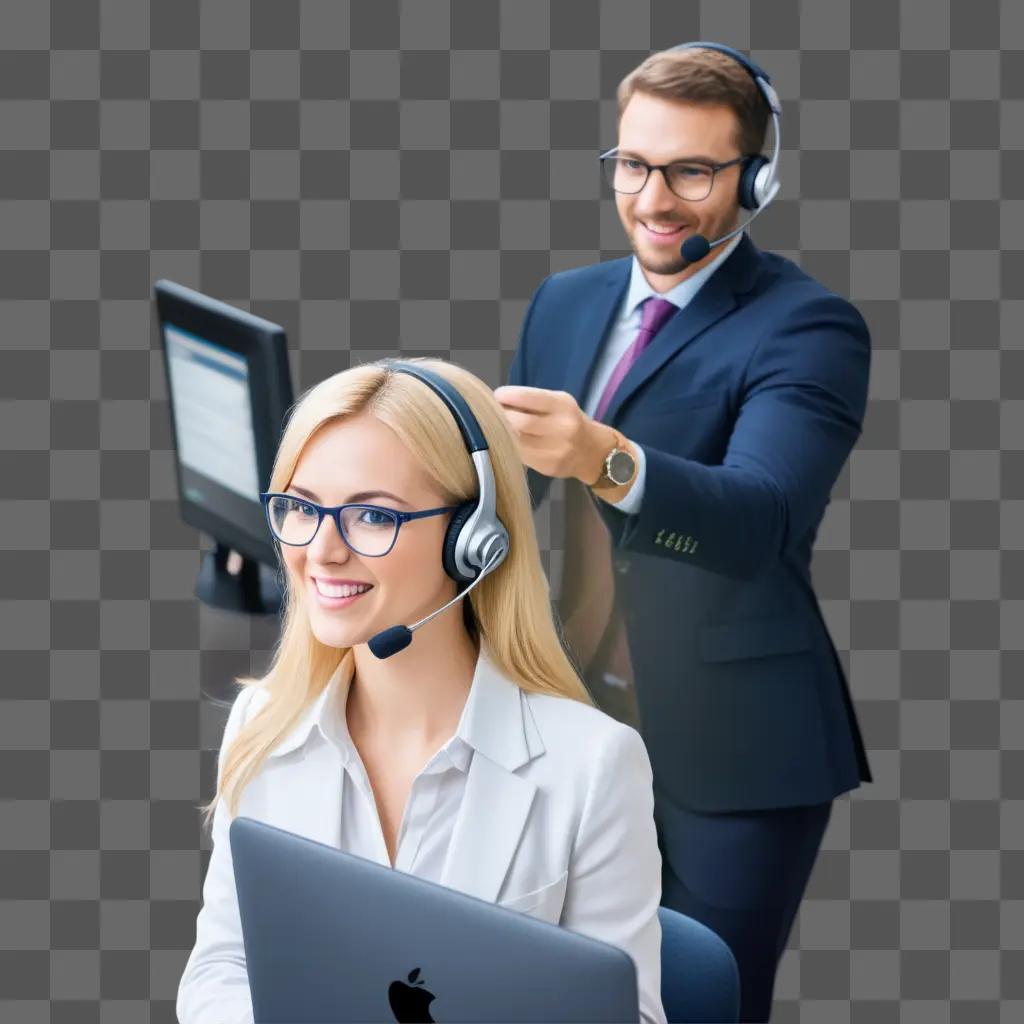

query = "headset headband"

[{"left": 668, "top": 40, "right": 782, "bottom": 116}]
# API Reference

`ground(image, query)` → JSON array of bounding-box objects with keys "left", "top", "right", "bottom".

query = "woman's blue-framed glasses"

[{"left": 259, "top": 492, "right": 458, "bottom": 557}]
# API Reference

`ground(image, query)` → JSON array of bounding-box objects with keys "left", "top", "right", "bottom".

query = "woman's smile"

[{"left": 311, "top": 577, "right": 375, "bottom": 609}]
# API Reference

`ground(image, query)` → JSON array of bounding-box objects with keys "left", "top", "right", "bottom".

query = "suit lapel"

[
  {"left": 562, "top": 258, "right": 631, "bottom": 410},
  {"left": 601, "top": 269, "right": 738, "bottom": 424},
  {"left": 565, "top": 233, "right": 763, "bottom": 425}
]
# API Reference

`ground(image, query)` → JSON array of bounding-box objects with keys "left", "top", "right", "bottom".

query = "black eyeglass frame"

[
  {"left": 259, "top": 491, "right": 459, "bottom": 555},
  {"left": 598, "top": 147, "right": 749, "bottom": 201}
]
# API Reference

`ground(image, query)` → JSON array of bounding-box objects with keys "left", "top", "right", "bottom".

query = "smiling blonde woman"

[{"left": 176, "top": 357, "right": 666, "bottom": 1024}]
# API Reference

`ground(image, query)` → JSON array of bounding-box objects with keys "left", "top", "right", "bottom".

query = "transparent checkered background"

[{"left": 1, "top": 1, "right": 1022, "bottom": 1021}]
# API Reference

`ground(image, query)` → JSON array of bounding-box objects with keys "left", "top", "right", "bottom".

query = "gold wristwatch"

[{"left": 590, "top": 427, "right": 636, "bottom": 490}]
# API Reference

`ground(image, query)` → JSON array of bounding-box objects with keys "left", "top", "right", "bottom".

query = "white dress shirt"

[
  {"left": 323, "top": 659, "right": 475, "bottom": 878},
  {"left": 177, "top": 641, "right": 667, "bottom": 1024},
  {"left": 588, "top": 231, "right": 745, "bottom": 515}
]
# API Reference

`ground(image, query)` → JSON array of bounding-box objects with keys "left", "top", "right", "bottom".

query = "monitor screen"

[
  {"left": 165, "top": 324, "right": 261, "bottom": 511},
  {"left": 154, "top": 279, "right": 294, "bottom": 571}
]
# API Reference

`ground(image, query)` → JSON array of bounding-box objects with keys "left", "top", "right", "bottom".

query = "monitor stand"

[{"left": 195, "top": 541, "right": 284, "bottom": 616}]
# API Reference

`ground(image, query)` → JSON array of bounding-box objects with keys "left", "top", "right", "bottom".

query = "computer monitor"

[{"left": 153, "top": 280, "right": 294, "bottom": 616}]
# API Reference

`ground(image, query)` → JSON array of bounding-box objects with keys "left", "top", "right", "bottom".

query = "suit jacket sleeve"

[
  {"left": 562, "top": 724, "right": 666, "bottom": 1024},
  {"left": 508, "top": 274, "right": 554, "bottom": 514},
  {"left": 176, "top": 687, "right": 257, "bottom": 1024},
  {"left": 599, "top": 294, "right": 871, "bottom": 580}
]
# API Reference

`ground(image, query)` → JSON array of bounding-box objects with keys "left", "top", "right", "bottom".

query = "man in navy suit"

[{"left": 495, "top": 45, "right": 872, "bottom": 1021}]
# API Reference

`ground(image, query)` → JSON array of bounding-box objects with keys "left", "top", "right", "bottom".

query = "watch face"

[{"left": 608, "top": 449, "right": 635, "bottom": 484}]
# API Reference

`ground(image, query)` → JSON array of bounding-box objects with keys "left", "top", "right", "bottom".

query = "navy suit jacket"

[{"left": 508, "top": 233, "right": 873, "bottom": 812}]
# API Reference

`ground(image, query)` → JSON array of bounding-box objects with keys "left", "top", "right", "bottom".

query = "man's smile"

[{"left": 638, "top": 221, "right": 690, "bottom": 244}]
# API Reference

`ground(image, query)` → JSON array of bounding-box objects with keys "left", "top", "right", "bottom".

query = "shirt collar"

[
  {"left": 623, "top": 229, "right": 745, "bottom": 320},
  {"left": 259, "top": 641, "right": 542, "bottom": 773}
]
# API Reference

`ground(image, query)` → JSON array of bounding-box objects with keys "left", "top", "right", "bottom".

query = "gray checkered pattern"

[{"left": 1, "top": 0, "right": 1020, "bottom": 1021}]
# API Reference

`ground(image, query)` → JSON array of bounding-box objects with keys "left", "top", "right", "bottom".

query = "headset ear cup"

[
  {"left": 738, "top": 154, "right": 768, "bottom": 210},
  {"left": 442, "top": 501, "right": 479, "bottom": 585}
]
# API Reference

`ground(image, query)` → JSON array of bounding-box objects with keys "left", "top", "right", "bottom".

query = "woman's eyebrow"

[{"left": 287, "top": 484, "right": 409, "bottom": 507}]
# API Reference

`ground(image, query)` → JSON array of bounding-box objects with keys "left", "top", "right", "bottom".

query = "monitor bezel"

[{"left": 153, "top": 279, "right": 294, "bottom": 570}]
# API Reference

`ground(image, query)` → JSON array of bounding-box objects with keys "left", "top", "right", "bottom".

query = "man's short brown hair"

[{"left": 617, "top": 46, "right": 771, "bottom": 158}]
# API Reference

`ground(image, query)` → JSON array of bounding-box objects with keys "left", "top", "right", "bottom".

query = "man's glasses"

[
  {"left": 599, "top": 148, "right": 748, "bottom": 202},
  {"left": 260, "top": 493, "right": 458, "bottom": 557}
]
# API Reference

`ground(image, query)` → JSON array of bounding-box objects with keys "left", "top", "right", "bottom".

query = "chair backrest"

[{"left": 658, "top": 906, "right": 740, "bottom": 1023}]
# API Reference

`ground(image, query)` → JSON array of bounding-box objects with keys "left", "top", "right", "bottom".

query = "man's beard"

[
  {"left": 631, "top": 237, "right": 688, "bottom": 276},
  {"left": 630, "top": 215, "right": 736, "bottom": 275}
]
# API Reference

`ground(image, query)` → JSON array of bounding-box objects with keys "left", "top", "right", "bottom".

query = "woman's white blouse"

[
  {"left": 177, "top": 645, "right": 667, "bottom": 1024},
  {"left": 335, "top": 718, "right": 473, "bottom": 877}
]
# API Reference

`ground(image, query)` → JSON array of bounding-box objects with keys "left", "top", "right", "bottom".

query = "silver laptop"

[{"left": 229, "top": 816, "right": 640, "bottom": 1023}]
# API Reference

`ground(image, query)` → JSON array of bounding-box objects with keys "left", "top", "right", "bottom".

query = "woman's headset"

[
  {"left": 366, "top": 361, "right": 510, "bottom": 658},
  {"left": 384, "top": 361, "right": 510, "bottom": 586}
]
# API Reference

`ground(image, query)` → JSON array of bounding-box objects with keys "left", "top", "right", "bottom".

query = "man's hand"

[{"left": 493, "top": 385, "right": 612, "bottom": 485}]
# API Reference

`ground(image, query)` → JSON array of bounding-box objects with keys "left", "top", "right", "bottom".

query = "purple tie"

[{"left": 593, "top": 296, "right": 677, "bottom": 422}]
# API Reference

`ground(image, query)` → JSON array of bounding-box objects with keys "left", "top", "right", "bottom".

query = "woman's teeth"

[{"left": 314, "top": 580, "right": 372, "bottom": 598}]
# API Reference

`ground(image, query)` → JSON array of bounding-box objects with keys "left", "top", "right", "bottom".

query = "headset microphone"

[
  {"left": 367, "top": 545, "right": 505, "bottom": 658},
  {"left": 679, "top": 178, "right": 780, "bottom": 265}
]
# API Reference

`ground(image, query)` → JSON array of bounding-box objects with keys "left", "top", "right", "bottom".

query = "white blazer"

[{"left": 177, "top": 644, "right": 667, "bottom": 1024}]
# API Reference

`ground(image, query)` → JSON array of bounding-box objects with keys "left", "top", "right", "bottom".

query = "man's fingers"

[
  {"left": 498, "top": 406, "right": 547, "bottom": 438},
  {"left": 493, "top": 385, "right": 556, "bottom": 413}
]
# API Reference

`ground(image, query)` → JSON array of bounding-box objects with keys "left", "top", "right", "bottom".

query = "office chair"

[{"left": 658, "top": 906, "right": 741, "bottom": 1022}]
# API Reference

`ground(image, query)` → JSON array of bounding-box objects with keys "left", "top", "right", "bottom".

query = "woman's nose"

[{"left": 310, "top": 513, "right": 354, "bottom": 557}]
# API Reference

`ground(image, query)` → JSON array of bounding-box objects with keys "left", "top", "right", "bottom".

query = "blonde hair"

[
  {"left": 618, "top": 46, "right": 770, "bottom": 157},
  {"left": 199, "top": 357, "right": 594, "bottom": 831}
]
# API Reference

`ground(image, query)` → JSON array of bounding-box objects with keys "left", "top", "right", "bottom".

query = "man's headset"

[
  {"left": 365, "top": 361, "right": 510, "bottom": 660},
  {"left": 625, "top": 40, "right": 783, "bottom": 266}
]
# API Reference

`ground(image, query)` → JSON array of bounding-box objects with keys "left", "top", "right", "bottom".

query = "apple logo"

[{"left": 388, "top": 966, "right": 437, "bottom": 1022}]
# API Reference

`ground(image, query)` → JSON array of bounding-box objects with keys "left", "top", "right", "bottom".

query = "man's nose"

[{"left": 635, "top": 168, "right": 682, "bottom": 213}]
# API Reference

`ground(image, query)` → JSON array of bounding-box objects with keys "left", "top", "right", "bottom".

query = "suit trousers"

[{"left": 654, "top": 789, "right": 833, "bottom": 1022}]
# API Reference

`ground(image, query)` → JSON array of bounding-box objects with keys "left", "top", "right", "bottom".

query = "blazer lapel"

[
  {"left": 438, "top": 648, "right": 546, "bottom": 903},
  {"left": 562, "top": 257, "right": 631, "bottom": 410},
  {"left": 602, "top": 234, "right": 761, "bottom": 424},
  {"left": 438, "top": 751, "right": 537, "bottom": 903}
]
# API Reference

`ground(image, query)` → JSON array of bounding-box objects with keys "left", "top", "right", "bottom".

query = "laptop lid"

[{"left": 229, "top": 816, "right": 640, "bottom": 1023}]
